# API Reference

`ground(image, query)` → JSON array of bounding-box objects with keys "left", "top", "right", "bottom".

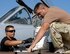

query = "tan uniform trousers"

[{"left": 50, "top": 22, "right": 70, "bottom": 50}]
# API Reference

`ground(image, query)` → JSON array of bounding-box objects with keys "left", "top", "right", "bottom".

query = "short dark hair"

[
  {"left": 34, "top": 2, "right": 49, "bottom": 14},
  {"left": 5, "top": 25, "right": 14, "bottom": 32}
]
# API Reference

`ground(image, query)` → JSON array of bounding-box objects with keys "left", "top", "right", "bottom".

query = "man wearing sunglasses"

[
  {"left": 1, "top": 25, "right": 33, "bottom": 51},
  {"left": 1, "top": 25, "right": 24, "bottom": 51}
]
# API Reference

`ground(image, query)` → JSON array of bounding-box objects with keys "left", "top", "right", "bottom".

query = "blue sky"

[
  {"left": 52, "top": 0, "right": 70, "bottom": 13},
  {"left": 0, "top": 0, "right": 70, "bottom": 17}
]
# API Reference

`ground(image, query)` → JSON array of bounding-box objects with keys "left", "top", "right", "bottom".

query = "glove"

[{"left": 24, "top": 38, "right": 34, "bottom": 44}]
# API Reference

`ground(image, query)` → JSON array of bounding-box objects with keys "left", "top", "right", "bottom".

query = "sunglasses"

[{"left": 6, "top": 30, "right": 15, "bottom": 32}]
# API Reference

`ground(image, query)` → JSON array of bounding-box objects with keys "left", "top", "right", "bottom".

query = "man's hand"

[
  {"left": 27, "top": 41, "right": 36, "bottom": 52},
  {"left": 27, "top": 47, "right": 32, "bottom": 52}
]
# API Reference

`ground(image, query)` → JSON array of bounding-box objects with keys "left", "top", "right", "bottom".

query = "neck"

[{"left": 6, "top": 36, "right": 12, "bottom": 40}]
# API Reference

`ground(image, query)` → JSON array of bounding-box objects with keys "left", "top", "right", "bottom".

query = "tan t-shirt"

[{"left": 43, "top": 7, "right": 70, "bottom": 24}]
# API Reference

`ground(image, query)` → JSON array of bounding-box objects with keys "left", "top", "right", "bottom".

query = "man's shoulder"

[
  {"left": 2, "top": 37, "right": 8, "bottom": 40},
  {"left": 49, "top": 7, "right": 60, "bottom": 12},
  {"left": 1, "top": 37, "right": 8, "bottom": 42}
]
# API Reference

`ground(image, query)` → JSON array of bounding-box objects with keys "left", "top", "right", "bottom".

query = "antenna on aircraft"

[{"left": 16, "top": 0, "right": 33, "bottom": 13}]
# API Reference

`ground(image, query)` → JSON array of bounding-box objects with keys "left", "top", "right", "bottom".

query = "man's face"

[
  {"left": 36, "top": 6, "right": 47, "bottom": 18},
  {"left": 6, "top": 27, "right": 15, "bottom": 38}
]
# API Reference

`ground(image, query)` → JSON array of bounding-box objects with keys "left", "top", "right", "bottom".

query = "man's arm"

[
  {"left": 28, "top": 22, "right": 50, "bottom": 52},
  {"left": 4, "top": 40, "right": 24, "bottom": 46}
]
